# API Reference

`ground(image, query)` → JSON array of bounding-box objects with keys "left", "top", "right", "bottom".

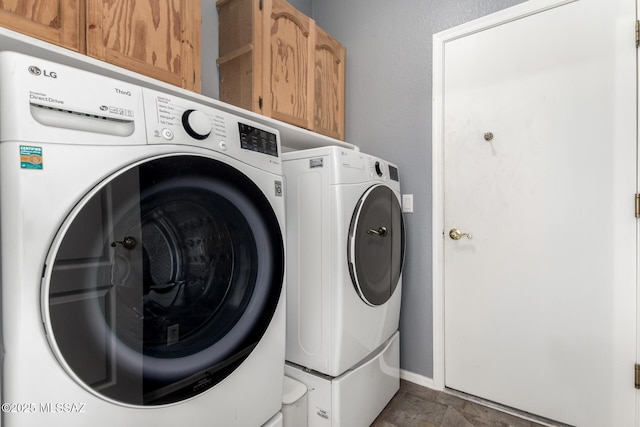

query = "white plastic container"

[{"left": 282, "top": 375, "right": 308, "bottom": 427}]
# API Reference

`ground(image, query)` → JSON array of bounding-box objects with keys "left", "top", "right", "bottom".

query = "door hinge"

[
  {"left": 635, "top": 194, "right": 640, "bottom": 218},
  {"left": 259, "top": 0, "right": 263, "bottom": 10},
  {"left": 636, "top": 20, "right": 639, "bottom": 47},
  {"left": 635, "top": 364, "right": 640, "bottom": 389}
]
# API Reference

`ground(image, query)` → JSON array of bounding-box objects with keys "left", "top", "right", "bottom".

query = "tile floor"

[{"left": 371, "top": 380, "right": 555, "bottom": 427}]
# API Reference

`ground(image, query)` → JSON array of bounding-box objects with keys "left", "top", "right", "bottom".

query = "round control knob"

[
  {"left": 374, "top": 161, "right": 384, "bottom": 177},
  {"left": 182, "top": 109, "right": 212, "bottom": 140}
]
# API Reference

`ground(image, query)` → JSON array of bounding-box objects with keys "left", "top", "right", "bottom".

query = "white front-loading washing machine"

[
  {"left": 282, "top": 146, "right": 405, "bottom": 426},
  {"left": 0, "top": 51, "right": 286, "bottom": 426}
]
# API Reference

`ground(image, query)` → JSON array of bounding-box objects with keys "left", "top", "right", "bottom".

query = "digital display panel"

[
  {"left": 389, "top": 165, "right": 399, "bottom": 182},
  {"left": 238, "top": 123, "right": 278, "bottom": 157}
]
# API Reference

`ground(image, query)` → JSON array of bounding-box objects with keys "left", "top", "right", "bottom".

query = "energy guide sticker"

[{"left": 20, "top": 145, "right": 43, "bottom": 170}]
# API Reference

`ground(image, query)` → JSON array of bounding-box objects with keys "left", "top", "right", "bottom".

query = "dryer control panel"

[{"left": 371, "top": 159, "right": 399, "bottom": 182}]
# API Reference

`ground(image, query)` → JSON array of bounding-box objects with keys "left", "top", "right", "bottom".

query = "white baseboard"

[{"left": 399, "top": 370, "right": 436, "bottom": 390}]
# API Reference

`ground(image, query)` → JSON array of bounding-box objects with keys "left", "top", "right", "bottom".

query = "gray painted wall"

[
  {"left": 201, "top": 0, "right": 526, "bottom": 380},
  {"left": 201, "top": 1, "right": 219, "bottom": 99},
  {"left": 288, "top": 0, "right": 312, "bottom": 16}
]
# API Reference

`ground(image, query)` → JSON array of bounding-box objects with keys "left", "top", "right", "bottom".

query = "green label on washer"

[{"left": 20, "top": 145, "right": 43, "bottom": 170}]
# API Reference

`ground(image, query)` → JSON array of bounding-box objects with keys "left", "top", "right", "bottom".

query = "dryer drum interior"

[
  {"left": 348, "top": 184, "right": 405, "bottom": 306},
  {"left": 44, "top": 155, "right": 284, "bottom": 406}
]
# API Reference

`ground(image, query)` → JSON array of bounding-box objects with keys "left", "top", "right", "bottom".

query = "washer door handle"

[
  {"left": 110, "top": 236, "right": 137, "bottom": 249},
  {"left": 367, "top": 226, "right": 388, "bottom": 237}
]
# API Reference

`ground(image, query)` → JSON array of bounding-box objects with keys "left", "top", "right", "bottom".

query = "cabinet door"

[
  {"left": 217, "top": 0, "right": 266, "bottom": 113},
  {"left": 86, "top": 0, "right": 201, "bottom": 92},
  {"left": 313, "top": 26, "right": 345, "bottom": 140},
  {"left": 0, "top": 0, "right": 82, "bottom": 51},
  {"left": 266, "top": 0, "right": 314, "bottom": 129}
]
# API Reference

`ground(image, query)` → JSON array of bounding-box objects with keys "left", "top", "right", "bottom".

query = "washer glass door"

[
  {"left": 348, "top": 184, "right": 405, "bottom": 306},
  {"left": 43, "top": 155, "right": 284, "bottom": 406}
]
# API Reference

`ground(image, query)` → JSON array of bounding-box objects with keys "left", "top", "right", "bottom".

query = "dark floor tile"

[
  {"left": 370, "top": 420, "right": 399, "bottom": 427},
  {"left": 370, "top": 382, "right": 552, "bottom": 427},
  {"left": 374, "top": 391, "right": 406, "bottom": 420},
  {"left": 440, "top": 406, "right": 476, "bottom": 427},
  {"left": 400, "top": 380, "right": 440, "bottom": 401},
  {"left": 460, "top": 401, "right": 534, "bottom": 427},
  {"left": 435, "top": 391, "right": 467, "bottom": 411},
  {"left": 371, "top": 420, "right": 439, "bottom": 427},
  {"left": 374, "top": 392, "right": 449, "bottom": 426}
]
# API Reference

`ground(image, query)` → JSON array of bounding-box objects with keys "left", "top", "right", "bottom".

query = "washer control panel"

[{"left": 142, "top": 88, "right": 281, "bottom": 169}]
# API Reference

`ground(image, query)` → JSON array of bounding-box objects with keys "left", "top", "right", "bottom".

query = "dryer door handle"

[{"left": 367, "top": 226, "right": 388, "bottom": 237}]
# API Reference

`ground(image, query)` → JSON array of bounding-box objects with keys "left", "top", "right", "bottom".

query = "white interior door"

[{"left": 436, "top": 0, "right": 637, "bottom": 425}]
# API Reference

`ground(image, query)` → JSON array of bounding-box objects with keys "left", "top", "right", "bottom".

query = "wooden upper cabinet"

[
  {"left": 267, "top": 0, "right": 313, "bottom": 130},
  {"left": 0, "top": 0, "right": 83, "bottom": 51},
  {"left": 313, "top": 25, "right": 345, "bottom": 141},
  {"left": 217, "top": 0, "right": 265, "bottom": 112},
  {"left": 85, "top": 0, "right": 201, "bottom": 92},
  {"left": 0, "top": 1, "right": 201, "bottom": 92},
  {"left": 217, "top": 0, "right": 345, "bottom": 140}
]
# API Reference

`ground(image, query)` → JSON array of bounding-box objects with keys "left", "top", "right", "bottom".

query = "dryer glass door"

[
  {"left": 348, "top": 184, "right": 405, "bottom": 306},
  {"left": 43, "top": 155, "right": 284, "bottom": 406}
]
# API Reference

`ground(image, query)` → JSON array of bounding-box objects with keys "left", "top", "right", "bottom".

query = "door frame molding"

[{"left": 431, "top": 0, "right": 580, "bottom": 391}]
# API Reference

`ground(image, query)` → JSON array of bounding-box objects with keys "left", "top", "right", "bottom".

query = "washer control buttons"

[
  {"left": 161, "top": 128, "right": 174, "bottom": 140},
  {"left": 219, "top": 140, "right": 227, "bottom": 151}
]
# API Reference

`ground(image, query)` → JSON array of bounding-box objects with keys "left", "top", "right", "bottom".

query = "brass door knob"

[{"left": 449, "top": 228, "right": 472, "bottom": 240}]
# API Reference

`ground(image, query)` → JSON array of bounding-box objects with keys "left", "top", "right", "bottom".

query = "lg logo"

[{"left": 28, "top": 65, "right": 57, "bottom": 79}]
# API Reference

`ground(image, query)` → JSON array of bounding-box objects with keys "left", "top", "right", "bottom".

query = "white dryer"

[
  {"left": 0, "top": 52, "right": 286, "bottom": 426},
  {"left": 283, "top": 146, "right": 404, "bottom": 377},
  {"left": 282, "top": 146, "right": 404, "bottom": 426}
]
